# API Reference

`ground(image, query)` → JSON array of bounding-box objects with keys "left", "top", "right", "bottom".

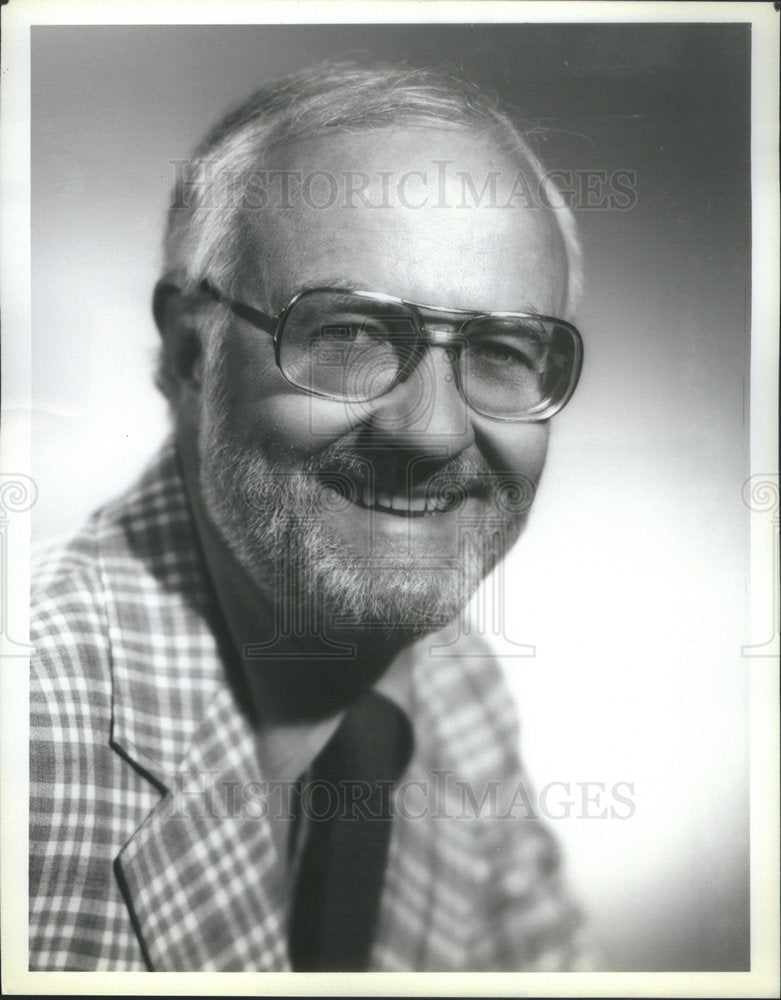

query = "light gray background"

[{"left": 31, "top": 23, "right": 750, "bottom": 970}]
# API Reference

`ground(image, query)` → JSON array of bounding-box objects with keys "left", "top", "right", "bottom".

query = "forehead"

[{"left": 240, "top": 126, "right": 568, "bottom": 315}]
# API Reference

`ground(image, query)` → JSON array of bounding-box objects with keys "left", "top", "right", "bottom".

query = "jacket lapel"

[
  {"left": 370, "top": 637, "right": 520, "bottom": 971},
  {"left": 99, "top": 441, "right": 290, "bottom": 970},
  {"left": 115, "top": 684, "right": 290, "bottom": 970},
  {"left": 371, "top": 754, "right": 486, "bottom": 970}
]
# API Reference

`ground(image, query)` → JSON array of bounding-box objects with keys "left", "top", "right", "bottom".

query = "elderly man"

[{"left": 30, "top": 62, "right": 588, "bottom": 971}]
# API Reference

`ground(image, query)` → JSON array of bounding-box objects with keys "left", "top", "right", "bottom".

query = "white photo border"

[{"left": 1, "top": 1, "right": 778, "bottom": 996}]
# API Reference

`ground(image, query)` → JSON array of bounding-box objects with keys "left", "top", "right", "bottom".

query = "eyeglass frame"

[{"left": 199, "top": 278, "right": 584, "bottom": 422}]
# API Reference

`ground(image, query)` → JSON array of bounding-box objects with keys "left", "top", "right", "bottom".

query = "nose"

[{"left": 365, "top": 344, "right": 475, "bottom": 457}]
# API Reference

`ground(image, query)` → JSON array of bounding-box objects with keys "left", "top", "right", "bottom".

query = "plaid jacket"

[{"left": 30, "top": 439, "right": 590, "bottom": 972}]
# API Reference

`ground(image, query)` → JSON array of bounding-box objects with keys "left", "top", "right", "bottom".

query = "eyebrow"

[
  {"left": 287, "top": 277, "right": 357, "bottom": 297},
  {"left": 287, "top": 280, "right": 544, "bottom": 315}
]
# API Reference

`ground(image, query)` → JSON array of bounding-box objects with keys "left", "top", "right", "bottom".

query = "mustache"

[
  {"left": 298, "top": 444, "right": 537, "bottom": 513},
  {"left": 303, "top": 445, "right": 488, "bottom": 492}
]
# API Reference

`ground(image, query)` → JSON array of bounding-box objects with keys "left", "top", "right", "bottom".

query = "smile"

[{"left": 352, "top": 486, "right": 462, "bottom": 517}]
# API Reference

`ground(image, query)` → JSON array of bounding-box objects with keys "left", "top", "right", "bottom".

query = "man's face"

[{"left": 194, "top": 126, "right": 568, "bottom": 634}]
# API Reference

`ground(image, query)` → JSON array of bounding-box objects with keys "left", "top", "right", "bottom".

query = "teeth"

[
  {"left": 425, "top": 493, "right": 447, "bottom": 513},
  {"left": 358, "top": 489, "right": 454, "bottom": 514}
]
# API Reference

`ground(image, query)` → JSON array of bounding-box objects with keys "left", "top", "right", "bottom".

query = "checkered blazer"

[{"left": 30, "top": 439, "right": 592, "bottom": 971}]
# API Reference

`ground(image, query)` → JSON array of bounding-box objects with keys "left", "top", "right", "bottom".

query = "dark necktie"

[{"left": 287, "top": 689, "right": 413, "bottom": 971}]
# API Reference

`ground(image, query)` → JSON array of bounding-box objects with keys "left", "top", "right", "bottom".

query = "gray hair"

[{"left": 159, "top": 60, "right": 582, "bottom": 395}]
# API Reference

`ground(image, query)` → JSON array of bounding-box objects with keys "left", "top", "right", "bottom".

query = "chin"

[{"left": 214, "top": 490, "right": 518, "bottom": 638}]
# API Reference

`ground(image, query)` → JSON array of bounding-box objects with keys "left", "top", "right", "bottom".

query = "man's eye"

[
  {"left": 316, "top": 323, "right": 358, "bottom": 341},
  {"left": 309, "top": 316, "right": 411, "bottom": 345},
  {"left": 308, "top": 315, "right": 386, "bottom": 340},
  {"left": 469, "top": 339, "right": 538, "bottom": 369}
]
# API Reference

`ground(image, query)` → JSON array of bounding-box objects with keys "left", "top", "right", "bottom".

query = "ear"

[{"left": 153, "top": 279, "right": 207, "bottom": 391}]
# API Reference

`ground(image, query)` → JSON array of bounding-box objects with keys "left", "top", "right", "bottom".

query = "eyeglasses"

[{"left": 200, "top": 280, "right": 583, "bottom": 422}]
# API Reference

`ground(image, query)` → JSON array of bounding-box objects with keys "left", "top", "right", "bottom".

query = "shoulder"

[
  {"left": 31, "top": 518, "right": 114, "bottom": 737},
  {"left": 29, "top": 438, "right": 192, "bottom": 740},
  {"left": 32, "top": 518, "right": 109, "bottom": 644},
  {"left": 410, "top": 626, "right": 522, "bottom": 780},
  {"left": 32, "top": 437, "right": 190, "bottom": 632},
  {"left": 414, "top": 626, "right": 519, "bottom": 727}
]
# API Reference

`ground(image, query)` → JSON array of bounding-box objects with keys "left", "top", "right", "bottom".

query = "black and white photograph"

[{"left": 1, "top": 1, "right": 778, "bottom": 995}]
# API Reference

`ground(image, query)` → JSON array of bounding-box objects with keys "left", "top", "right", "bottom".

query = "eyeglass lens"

[{"left": 278, "top": 291, "right": 577, "bottom": 418}]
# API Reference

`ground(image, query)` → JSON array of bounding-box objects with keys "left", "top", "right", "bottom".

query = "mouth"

[
  {"left": 352, "top": 486, "right": 461, "bottom": 517},
  {"left": 310, "top": 451, "right": 500, "bottom": 522},
  {"left": 315, "top": 470, "right": 489, "bottom": 519}
]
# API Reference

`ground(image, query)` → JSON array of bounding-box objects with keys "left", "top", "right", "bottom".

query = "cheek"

[
  {"left": 473, "top": 419, "right": 550, "bottom": 484},
  {"left": 255, "top": 396, "right": 364, "bottom": 459},
  {"left": 216, "top": 330, "right": 362, "bottom": 459}
]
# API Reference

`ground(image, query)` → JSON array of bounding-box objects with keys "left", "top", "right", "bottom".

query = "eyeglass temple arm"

[{"left": 199, "top": 279, "right": 277, "bottom": 335}]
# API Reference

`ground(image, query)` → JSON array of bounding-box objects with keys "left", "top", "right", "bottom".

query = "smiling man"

[{"left": 30, "top": 62, "right": 589, "bottom": 972}]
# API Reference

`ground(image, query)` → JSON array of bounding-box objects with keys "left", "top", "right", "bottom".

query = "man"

[{"left": 30, "top": 61, "right": 589, "bottom": 971}]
